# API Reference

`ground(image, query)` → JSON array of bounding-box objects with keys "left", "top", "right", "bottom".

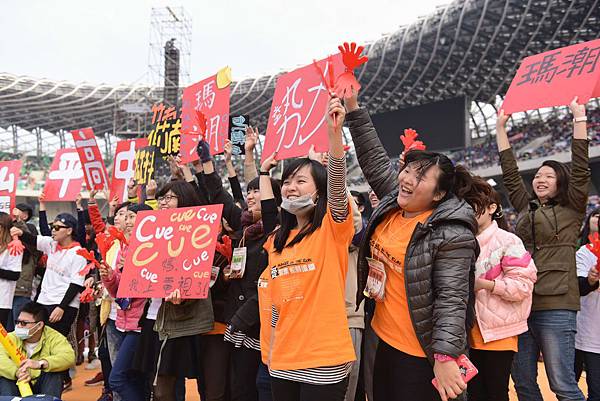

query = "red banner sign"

[
  {"left": 71, "top": 128, "right": 110, "bottom": 191},
  {"left": 0, "top": 160, "right": 22, "bottom": 214},
  {"left": 117, "top": 205, "right": 223, "bottom": 299},
  {"left": 44, "top": 149, "right": 84, "bottom": 201},
  {"left": 502, "top": 39, "right": 600, "bottom": 113},
  {"left": 180, "top": 74, "right": 230, "bottom": 162},
  {"left": 261, "top": 54, "right": 344, "bottom": 162},
  {"left": 109, "top": 138, "right": 149, "bottom": 204}
]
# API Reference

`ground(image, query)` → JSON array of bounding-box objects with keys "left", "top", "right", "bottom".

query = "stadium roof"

[{"left": 0, "top": 0, "right": 598, "bottom": 141}]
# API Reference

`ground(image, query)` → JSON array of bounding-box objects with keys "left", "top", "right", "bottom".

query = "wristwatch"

[
  {"left": 38, "top": 360, "right": 48, "bottom": 370},
  {"left": 573, "top": 116, "right": 587, "bottom": 123}
]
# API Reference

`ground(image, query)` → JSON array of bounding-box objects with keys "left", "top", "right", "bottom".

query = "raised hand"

[
  {"left": 146, "top": 179, "right": 158, "bottom": 200},
  {"left": 223, "top": 140, "right": 233, "bottom": 164},
  {"left": 338, "top": 42, "right": 368, "bottom": 71},
  {"left": 38, "top": 191, "right": 46, "bottom": 212},
  {"left": 245, "top": 126, "right": 259, "bottom": 153},
  {"left": 327, "top": 97, "right": 346, "bottom": 132},
  {"left": 127, "top": 179, "right": 138, "bottom": 199},
  {"left": 75, "top": 193, "right": 83, "bottom": 210},
  {"left": 260, "top": 152, "right": 279, "bottom": 173},
  {"left": 496, "top": 109, "right": 510, "bottom": 132},
  {"left": 569, "top": 96, "right": 586, "bottom": 119}
]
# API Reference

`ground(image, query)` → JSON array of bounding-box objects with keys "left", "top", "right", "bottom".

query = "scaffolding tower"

[{"left": 148, "top": 6, "right": 192, "bottom": 90}]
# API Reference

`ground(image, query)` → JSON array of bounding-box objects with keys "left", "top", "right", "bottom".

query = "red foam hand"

[
  {"left": 76, "top": 248, "right": 101, "bottom": 276},
  {"left": 79, "top": 287, "right": 95, "bottom": 303},
  {"left": 215, "top": 235, "right": 233, "bottom": 263},
  {"left": 586, "top": 233, "right": 600, "bottom": 271},
  {"left": 7, "top": 235, "right": 25, "bottom": 257},
  {"left": 195, "top": 110, "right": 208, "bottom": 136},
  {"left": 95, "top": 233, "right": 112, "bottom": 261},
  {"left": 400, "top": 128, "right": 427, "bottom": 152},
  {"left": 108, "top": 226, "right": 128, "bottom": 247},
  {"left": 338, "top": 42, "right": 368, "bottom": 71},
  {"left": 334, "top": 72, "right": 361, "bottom": 99}
]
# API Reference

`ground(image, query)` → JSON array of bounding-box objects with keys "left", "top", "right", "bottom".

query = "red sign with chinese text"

[
  {"left": 180, "top": 74, "right": 230, "bottom": 162},
  {"left": 109, "top": 138, "right": 149, "bottom": 203},
  {"left": 261, "top": 54, "right": 344, "bottom": 162},
  {"left": 43, "top": 149, "right": 85, "bottom": 201},
  {"left": 0, "top": 160, "right": 22, "bottom": 214},
  {"left": 71, "top": 128, "right": 110, "bottom": 191},
  {"left": 502, "top": 39, "right": 600, "bottom": 113},
  {"left": 117, "top": 205, "right": 223, "bottom": 299}
]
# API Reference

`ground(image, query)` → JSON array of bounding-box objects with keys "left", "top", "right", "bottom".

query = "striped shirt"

[{"left": 224, "top": 325, "right": 261, "bottom": 351}]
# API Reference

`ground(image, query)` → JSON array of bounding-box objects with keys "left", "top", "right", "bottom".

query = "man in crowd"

[{"left": 0, "top": 302, "right": 75, "bottom": 398}]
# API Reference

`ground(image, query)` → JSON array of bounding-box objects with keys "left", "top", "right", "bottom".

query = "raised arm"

[
  {"left": 259, "top": 153, "right": 280, "bottom": 234},
  {"left": 327, "top": 97, "right": 349, "bottom": 222},
  {"left": 496, "top": 110, "right": 531, "bottom": 212},
  {"left": 38, "top": 192, "right": 51, "bottom": 237},
  {"left": 344, "top": 92, "right": 398, "bottom": 199},
  {"left": 567, "top": 97, "right": 591, "bottom": 213},
  {"left": 243, "top": 126, "right": 259, "bottom": 183},
  {"left": 203, "top": 159, "right": 243, "bottom": 232}
]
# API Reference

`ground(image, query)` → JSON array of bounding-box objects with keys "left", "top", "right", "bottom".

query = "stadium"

[{"left": 0, "top": 0, "right": 599, "bottom": 400}]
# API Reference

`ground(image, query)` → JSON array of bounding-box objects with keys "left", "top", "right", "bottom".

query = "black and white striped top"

[{"left": 224, "top": 325, "right": 261, "bottom": 351}]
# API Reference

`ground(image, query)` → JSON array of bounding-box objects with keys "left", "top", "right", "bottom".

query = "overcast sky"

[{"left": 2, "top": 0, "right": 449, "bottom": 86}]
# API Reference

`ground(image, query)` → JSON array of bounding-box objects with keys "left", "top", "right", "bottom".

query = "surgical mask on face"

[
  {"left": 14, "top": 323, "right": 40, "bottom": 340},
  {"left": 281, "top": 192, "right": 317, "bottom": 215}
]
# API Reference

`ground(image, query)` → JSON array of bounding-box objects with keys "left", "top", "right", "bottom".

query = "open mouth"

[{"left": 400, "top": 185, "right": 413, "bottom": 195}]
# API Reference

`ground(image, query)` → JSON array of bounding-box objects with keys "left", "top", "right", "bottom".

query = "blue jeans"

[
  {"left": 109, "top": 331, "right": 144, "bottom": 401},
  {"left": 256, "top": 362, "right": 272, "bottom": 401},
  {"left": 512, "top": 310, "right": 585, "bottom": 401},
  {"left": 0, "top": 371, "right": 64, "bottom": 397},
  {"left": 575, "top": 349, "right": 600, "bottom": 401},
  {"left": 106, "top": 319, "right": 125, "bottom": 401},
  {"left": 7, "top": 295, "right": 30, "bottom": 332}
]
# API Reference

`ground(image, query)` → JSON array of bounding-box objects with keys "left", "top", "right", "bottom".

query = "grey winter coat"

[{"left": 347, "top": 108, "right": 478, "bottom": 363}]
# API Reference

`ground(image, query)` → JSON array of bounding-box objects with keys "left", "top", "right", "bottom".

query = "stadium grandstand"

[{"left": 1, "top": 0, "right": 599, "bottom": 201}]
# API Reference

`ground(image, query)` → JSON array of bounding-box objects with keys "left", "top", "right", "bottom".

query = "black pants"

[
  {"left": 271, "top": 376, "right": 349, "bottom": 401},
  {"left": 0, "top": 309, "right": 10, "bottom": 327},
  {"left": 40, "top": 304, "right": 78, "bottom": 337},
  {"left": 468, "top": 349, "right": 514, "bottom": 401},
  {"left": 198, "top": 334, "right": 231, "bottom": 401},
  {"left": 230, "top": 345, "right": 260, "bottom": 401},
  {"left": 373, "top": 339, "right": 441, "bottom": 401}
]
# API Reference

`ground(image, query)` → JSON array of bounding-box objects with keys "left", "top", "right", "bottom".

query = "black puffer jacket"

[
  {"left": 358, "top": 193, "right": 478, "bottom": 362},
  {"left": 347, "top": 107, "right": 478, "bottom": 364}
]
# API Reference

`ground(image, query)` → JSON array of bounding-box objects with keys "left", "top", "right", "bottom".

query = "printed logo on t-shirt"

[
  {"left": 258, "top": 278, "right": 269, "bottom": 288},
  {"left": 270, "top": 258, "right": 316, "bottom": 279},
  {"left": 46, "top": 260, "right": 67, "bottom": 277},
  {"left": 370, "top": 240, "right": 403, "bottom": 274}
]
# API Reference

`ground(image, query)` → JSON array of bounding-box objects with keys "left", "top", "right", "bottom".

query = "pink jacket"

[
  {"left": 474, "top": 221, "right": 537, "bottom": 343},
  {"left": 102, "top": 247, "right": 145, "bottom": 332}
]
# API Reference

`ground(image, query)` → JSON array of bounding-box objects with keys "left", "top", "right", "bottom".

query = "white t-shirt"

[
  {"left": 23, "top": 341, "right": 39, "bottom": 358},
  {"left": 147, "top": 298, "right": 162, "bottom": 321},
  {"left": 36, "top": 236, "right": 87, "bottom": 309},
  {"left": 0, "top": 249, "right": 23, "bottom": 309},
  {"left": 575, "top": 246, "right": 600, "bottom": 354}
]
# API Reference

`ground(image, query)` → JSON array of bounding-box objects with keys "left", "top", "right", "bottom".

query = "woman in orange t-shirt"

[{"left": 257, "top": 97, "right": 356, "bottom": 401}]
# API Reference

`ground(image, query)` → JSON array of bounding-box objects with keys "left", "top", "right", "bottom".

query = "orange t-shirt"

[
  {"left": 371, "top": 209, "right": 433, "bottom": 358},
  {"left": 204, "top": 322, "right": 227, "bottom": 336},
  {"left": 469, "top": 323, "right": 518, "bottom": 352},
  {"left": 260, "top": 207, "right": 356, "bottom": 370}
]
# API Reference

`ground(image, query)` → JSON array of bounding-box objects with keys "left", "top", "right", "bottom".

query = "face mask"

[
  {"left": 14, "top": 323, "right": 41, "bottom": 340},
  {"left": 281, "top": 192, "right": 317, "bottom": 215}
]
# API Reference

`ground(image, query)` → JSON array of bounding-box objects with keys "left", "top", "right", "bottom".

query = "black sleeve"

[
  {"left": 229, "top": 293, "right": 259, "bottom": 334},
  {"left": 205, "top": 172, "right": 243, "bottom": 232},
  {"left": 261, "top": 199, "right": 279, "bottom": 234},
  {"left": 107, "top": 216, "right": 115, "bottom": 226},
  {"left": 228, "top": 176, "right": 245, "bottom": 203},
  {"left": 193, "top": 173, "right": 211, "bottom": 205},
  {"left": 39, "top": 211, "right": 52, "bottom": 237},
  {"left": 20, "top": 231, "right": 37, "bottom": 248},
  {"left": 579, "top": 276, "right": 600, "bottom": 296},
  {"left": 59, "top": 283, "right": 85, "bottom": 309},
  {"left": 0, "top": 269, "right": 20, "bottom": 281},
  {"left": 26, "top": 223, "right": 39, "bottom": 236},
  {"left": 76, "top": 209, "right": 87, "bottom": 247}
]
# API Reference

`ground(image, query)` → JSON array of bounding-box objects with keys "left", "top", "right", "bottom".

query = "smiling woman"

[{"left": 495, "top": 97, "right": 590, "bottom": 401}]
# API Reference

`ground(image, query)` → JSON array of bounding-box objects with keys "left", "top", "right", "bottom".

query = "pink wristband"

[{"left": 434, "top": 353, "right": 455, "bottom": 362}]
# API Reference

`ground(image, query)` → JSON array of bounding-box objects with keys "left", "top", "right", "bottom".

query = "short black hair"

[
  {"left": 157, "top": 180, "right": 203, "bottom": 207},
  {"left": 15, "top": 203, "right": 33, "bottom": 221},
  {"left": 20, "top": 302, "right": 49, "bottom": 324},
  {"left": 247, "top": 177, "right": 282, "bottom": 206}
]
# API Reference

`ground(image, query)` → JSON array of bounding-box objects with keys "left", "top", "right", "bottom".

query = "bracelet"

[
  {"left": 259, "top": 171, "right": 270, "bottom": 176},
  {"left": 573, "top": 116, "right": 587, "bottom": 123},
  {"left": 433, "top": 353, "right": 455, "bottom": 362}
]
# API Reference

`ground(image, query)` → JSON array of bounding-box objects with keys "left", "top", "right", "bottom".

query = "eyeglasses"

[
  {"left": 51, "top": 225, "right": 69, "bottom": 231},
  {"left": 15, "top": 320, "right": 38, "bottom": 326},
  {"left": 157, "top": 194, "right": 178, "bottom": 203}
]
